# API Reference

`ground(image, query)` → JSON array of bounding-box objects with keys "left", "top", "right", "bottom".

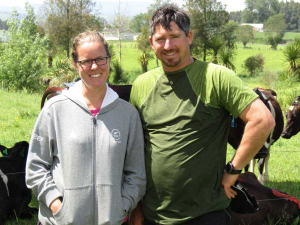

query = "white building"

[
  {"left": 101, "top": 28, "right": 140, "bottom": 41},
  {"left": 241, "top": 23, "right": 264, "bottom": 32}
]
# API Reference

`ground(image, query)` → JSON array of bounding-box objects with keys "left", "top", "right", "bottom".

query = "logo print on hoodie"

[
  {"left": 111, "top": 129, "right": 121, "bottom": 143},
  {"left": 69, "top": 131, "right": 77, "bottom": 139}
]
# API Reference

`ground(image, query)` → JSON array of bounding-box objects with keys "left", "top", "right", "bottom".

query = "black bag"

[{"left": 230, "top": 182, "right": 259, "bottom": 214}]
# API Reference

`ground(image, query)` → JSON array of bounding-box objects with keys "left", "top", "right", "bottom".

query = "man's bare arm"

[{"left": 222, "top": 98, "right": 275, "bottom": 199}]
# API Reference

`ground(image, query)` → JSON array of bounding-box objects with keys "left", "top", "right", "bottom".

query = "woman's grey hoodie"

[{"left": 26, "top": 81, "right": 146, "bottom": 225}]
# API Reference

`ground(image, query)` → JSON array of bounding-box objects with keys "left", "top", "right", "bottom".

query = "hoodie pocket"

[
  {"left": 53, "top": 186, "right": 93, "bottom": 225},
  {"left": 97, "top": 184, "right": 128, "bottom": 224}
]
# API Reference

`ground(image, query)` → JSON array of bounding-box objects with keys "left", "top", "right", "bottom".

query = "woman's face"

[{"left": 75, "top": 41, "right": 110, "bottom": 92}]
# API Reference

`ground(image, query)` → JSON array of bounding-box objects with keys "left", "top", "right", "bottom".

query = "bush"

[
  {"left": 267, "top": 34, "right": 283, "bottom": 50},
  {"left": 109, "top": 60, "right": 128, "bottom": 84},
  {"left": 0, "top": 5, "right": 48, "bottom": 93},
  {"left": 243, "top": 54, "right": 265, "bottom": 76},
  {"left": 46, "top": 58, "right": 79, "bottom": 87}
]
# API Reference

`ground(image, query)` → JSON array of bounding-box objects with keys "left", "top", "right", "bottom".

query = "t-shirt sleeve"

[{"left": 216, "top": 67, "right": 258, "bottom": 118}]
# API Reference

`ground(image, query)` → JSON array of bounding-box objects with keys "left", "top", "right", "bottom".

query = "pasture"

[
  {"left": 113, "top": 41, "right": 289, "bottom": 79},
  {"left": 1, "top": 41, "right": 300, "bottom": 224},
  {"left": 253, "top": 32, "right": 300, "bottom": 44}
]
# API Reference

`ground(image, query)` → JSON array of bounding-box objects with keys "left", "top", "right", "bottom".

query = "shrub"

[
  {"left": 0, "top": 5, "right": 48, "bottom": 93},
  {"left": 109, "top": 60, "right": 128, "bottom": 84},
  {"left": 243, "top": 54, "right": 265, "bottom": 76},
  {"left": 47, "top": 58, "right": 78, "bottom": 87},
  {"left": 267, "top": 34, "right": 283, "bottom": 50},
  {"left": 218, "top": 46, "right": 236, "bottom": 71},
  {"left": 283, "top": 39, "right": 300, "bottom": 78}
]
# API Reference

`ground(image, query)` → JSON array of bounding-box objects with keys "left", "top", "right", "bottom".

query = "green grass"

[
  {"left": 110, "top": 41, "right": 288, "bottom": 82},
  {"left": 110, "top": 41, "right": 159, "bottom": 72},
  {"left": 253, "top": 32, "right": 300, "bottom": 43},
  {"left": 283, "top": 32, "right": 300, "bottom": 40},
  {"left": 231, "top": 43, "right": 286, "bottom": 75},
  {"left": 0, "top": 89, "right": 40, "bottom": 147},
  {"left": 107, "top": 40, "right": 160, "bottom": 83}
]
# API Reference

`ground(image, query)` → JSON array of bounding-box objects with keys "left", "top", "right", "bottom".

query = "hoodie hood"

[{"left": 62, "top": 80, "right": 119, "bottom": 112}]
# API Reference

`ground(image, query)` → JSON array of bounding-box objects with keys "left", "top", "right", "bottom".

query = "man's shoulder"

[
  {"left": 133, "top": 67, "right": 163, "bottom": 86},
  {"left": 191, "top": 60, "right": 235, "bottom": 75},
  {"left": 130, "top": 67, "right": 164, "bottom": 108}
]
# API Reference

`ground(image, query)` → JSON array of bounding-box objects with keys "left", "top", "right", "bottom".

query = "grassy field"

[
  {"left": 253, "top": 32, "right": 300, "bottom": 43},
  {"left": 107, "top": 40, "right": 158, "bottom": 84},
  {"left": 1, "top": 42, "right": 300, "bottom": 224},
  {"left": 233, "top": 43, "right": 287, "bottom": 75},
  {"left": 116, "top": 41, "right": 289, "bottom": 79}
]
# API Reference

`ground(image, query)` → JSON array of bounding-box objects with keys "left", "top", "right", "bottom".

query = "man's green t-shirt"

[{"left": 130, "top": 60, "right": 258, "bottom": 224}]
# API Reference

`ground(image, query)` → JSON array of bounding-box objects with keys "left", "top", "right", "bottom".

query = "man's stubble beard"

[{"left": 162, "top": 57, "right": 181, "bottom": 68}]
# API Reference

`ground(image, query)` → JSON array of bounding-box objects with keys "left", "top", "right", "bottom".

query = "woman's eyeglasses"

[{"left": 77, "top": 56, "right": 109, "bottom": 68}]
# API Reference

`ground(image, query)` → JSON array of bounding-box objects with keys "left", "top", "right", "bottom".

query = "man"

[{"left": 129, "top": 6, "right": 275, "bottom": 225}]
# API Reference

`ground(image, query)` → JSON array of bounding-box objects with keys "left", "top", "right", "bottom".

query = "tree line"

[
  {"left": 0, "top": 19, "right": 8, "bottom": 30},
  {"left": 0, "top": 0, "right": 299, "bottom": 93},
  {"left": 229, "top": 0, "right": 300, "bottom": 31}
]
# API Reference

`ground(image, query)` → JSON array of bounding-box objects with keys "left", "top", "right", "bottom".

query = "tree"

[
  {"left": 279, "top": 0, "right": 300, "bottom": 31},
  {"left": 136, "top": 27, "right": 154, "bottom": 72},
  {"left": 264, "top": 14, "right": 287, "bottom": 50},
  {"left": 116, "top": 0, "right": 130, "bottom": 64},
  {"left": 41, "top": 0, "right": 103, "bottom": 58},
  {"left": 218, "top": 46, "right": 236, "bottom": 71},
  {"left": 111, "top": 60, "right": 128, "bottom": 84},
  {"left": 264, "top": 14, "right": 287, "bottom": 35},
  {"left": 107, "top": 43, "right": 128, "bottom": 84},
  {"left": 207, "top": 34, "right": 224, "bottom": 64},
  {"left": 185, "top": 0, "right": 229, "bottom": 61},
  {"left": 0, "top": 3, "right": 48, "bottom": 92},
  {"left": 229, "top": 11, "right": 242, "bottom": 23},
  {"left": 147, "top": 0, "right": 174, "bottom": 18},
  {"left": 109, "top": 0, "right": 130, "bottom": 64},
  {"left": 267, "top": 34, "right": 283, "bottom": 50},
  {"left": 220, "top": 20, "right": 239, "bottom": 49},
  {"left": 129, "top": 13, "right": 148, "bottom": 33},
  {"left": 237, "top": 25, "right": 255, "bottom": 48},
  {"left": 242, "top": 0, "right": 281, "bottom": 23}
]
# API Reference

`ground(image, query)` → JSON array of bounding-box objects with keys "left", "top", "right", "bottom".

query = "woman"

[{"left": 26, "top": 31, "right": 146, "bottom": 225}]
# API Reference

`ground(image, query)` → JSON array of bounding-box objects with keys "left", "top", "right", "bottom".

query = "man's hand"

[
  {"left": 222, "top": 172, "right": 238, "bottom": 199},
  {"left": 129, "top": 202, "right": 144, "bottom": 225},
  {"left": 50, "top": 198, "right": 62, "bottom": 214}
]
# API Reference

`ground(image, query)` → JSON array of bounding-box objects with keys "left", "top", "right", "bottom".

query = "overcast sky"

[
  {"left": 0, "top": 0, "right": 246, "bottom": 12},
  {"left": 1, "top": 0, "right": 300, "bottom": 18}
]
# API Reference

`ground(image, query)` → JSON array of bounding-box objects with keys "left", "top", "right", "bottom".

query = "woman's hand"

[
  {"left": 129, "top": 202, "right": 144, "bottom": 225},
  {"left": 50, "top": 198, "right": 63, "bottom": 214}
]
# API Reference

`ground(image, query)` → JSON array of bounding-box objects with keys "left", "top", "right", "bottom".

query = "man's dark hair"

[{"left": 150, "top": 5, "right": 190, "bottom": 37}]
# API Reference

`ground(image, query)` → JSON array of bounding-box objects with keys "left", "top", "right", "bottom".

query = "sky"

[
  {"left": 1, "top": 0, "right": 300, "bottom": 20},
  {"left": 0, "top": 0, "right": 247, "bottom": 14}
]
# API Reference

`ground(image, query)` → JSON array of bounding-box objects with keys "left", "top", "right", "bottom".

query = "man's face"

[{"left": 149, "top": 21, "right": 193, "bottom": 72}]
